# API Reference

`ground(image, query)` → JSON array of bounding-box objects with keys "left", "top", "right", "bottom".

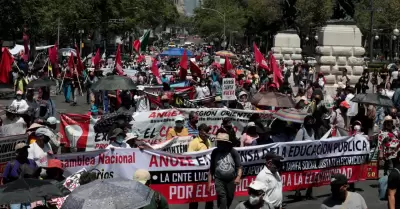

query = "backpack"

[{"left": 379, "top": 168, "right": 400, "bottom": 200}]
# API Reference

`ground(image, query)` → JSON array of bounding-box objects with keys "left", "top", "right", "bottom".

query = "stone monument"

[
  {"left": 315, "top": 0, "right": 365, "bottom": 91},
  {"left": 272, "top": 29, "right": 303, "bottom": 67}
]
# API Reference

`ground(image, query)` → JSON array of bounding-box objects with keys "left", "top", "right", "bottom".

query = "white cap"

[
  {"left": 47, "top": 117, "right": 60, "bottom": 125},
  {"left": 35, "top": 127, "right": 55, "bottom": 138},
  {"left": 248, "top": 181, "right": 266, "bottom": 191},
  {"left": 175, "top": 115, "right": 185, "bottom": 122}
]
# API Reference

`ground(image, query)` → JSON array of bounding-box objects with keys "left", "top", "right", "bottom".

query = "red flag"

[
  {"left": 75, "top": 45, "right": 84, "bottom": 74},
  {"left": 114, "top": 44, "right": 124, "bottom": 75},
  {"left": 0, "top": 48, "right": 13, "bottom": 83},
  {"left": 133, "top": 40, "right": 140, "bottom": 53},
  {"left": 269, "top": 52, "right": 283, "bottom": 89},
  {"left": 253, "top": 43, "right": 270, "bottom": 72},
  {"left": 179, "top": 49, "right": 188, "bottom": 80},
  {"left": 22, "top": 31, "right": 29, "bottom": 62},
  {"left": 189, "top": 60, "right": 202, "bottom": 77},
  {"left": 68, "top": 55, "right": 75, "bottom": 75},
  {"left": 48, "top": 43, "right": 58, "bottom": 65},
  {"left": 93, "top": 48, "right": 101, "bottom": 68},
  {"left": 151, "top": 58, "right": 162, "bottom": 84},
  {"left": 223, "top": 56, "right": 232, "bottom": 74}
]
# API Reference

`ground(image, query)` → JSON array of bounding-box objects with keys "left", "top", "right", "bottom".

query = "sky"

[{"left": 184, "top": 0, "right": 200, "bottom": 16}]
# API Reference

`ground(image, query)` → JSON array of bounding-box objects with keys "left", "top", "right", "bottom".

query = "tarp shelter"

[{"left": 160, "top": 48, "right": 193, "bottom": 57}]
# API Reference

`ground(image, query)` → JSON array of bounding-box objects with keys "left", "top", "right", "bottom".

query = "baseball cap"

[
  {"left": 109, "top": 128, "right": 125, "bottom": 138},
  {"left": 265, "top": 152, "right": 283, "bottom": 161},
  {"left": 15, "top": 143, "right": 29, "bottom": 152},
  {"left": 330, "top": 173, "right": 348, "bottom": 186},
  {"left": 248, "top": 181, "right": 266, "bottom": 192},
  {"left": 175, "top": 115, "right": 185, "bottom": 122},
  {"left": 35, "top": 127, "right": 55, "bottom": 138},
  {"left": 47, "top": 117, "right": 60, "bottom": 125},
  {"left": 45, "top": 159, "right": 63, "bottom": 171},
  {"left": 134, "top": 169, "right": 151, "bottom": 184}
]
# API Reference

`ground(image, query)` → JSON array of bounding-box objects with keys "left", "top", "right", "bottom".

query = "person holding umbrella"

[{"left": 106, "top": 128, "right": 131, "bottom": 149}]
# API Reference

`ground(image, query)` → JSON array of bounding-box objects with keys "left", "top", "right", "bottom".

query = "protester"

[
  {"left": 186, "top": 111, "right": 199, "bottom": 136},
  {"left": 255, "top": 152, "right": 283, "bottom": 209},
  {"left": 10, "top": 90, "right": 29, "bottom": 114},
  {"left": 388, "top": 151, "right": 400, "bottom": 209},
  {"left": 166, "top": 115, "right": 189, "bottom": 140},
  {"left": 320, "top": 174, "right": 367, "bottom": 209},
  {"left": 14, "top": 71, "right": 28, "bottom": 94},
  {"left": 28, "top": 127, "right": 55, "bottom": 167},
  {"left": 208, "top": 133, "right": 242, "bottom": 209},
  {"left": 2, "top": 106, "right": 26, "bottom": 126},
  {"left": 106, "top": 128, "right": 131, "bottom": 149},
  {"left": 133, "top": 169, "right": 169, "bottom": 209},
  {"left": 378, "top": 115, "right": 400, "bottom": 175},
  {"left": 234, "top": 181, "right": 274, "bottom": 209},
  {"left": 237, "top": 91, "right": 255, "bottom": 110},
  {"left": 330, "top": 101, "right": 350, "bottom": 130},
  {"left": 240, "top": 122, "right": 259, "bottom": 147},
  {"left": 294, "top": 115, "right": 315, "bottom": 141},
  {"left": 216, "top": 118, "right": 240, "bottom": 146}
]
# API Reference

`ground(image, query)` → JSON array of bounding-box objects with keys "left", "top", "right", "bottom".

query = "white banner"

[{"left": 61, "top": 108, "right": 273, "bottom": 150}]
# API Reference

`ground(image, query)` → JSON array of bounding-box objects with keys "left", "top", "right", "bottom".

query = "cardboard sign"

[{"left": 222, "top": 78, "right": 236, "bottom": 100}]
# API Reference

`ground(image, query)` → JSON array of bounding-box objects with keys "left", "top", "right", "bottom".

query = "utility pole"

[
  {"left": 57, "top": 18, "right": 60, "bottom": 45},
  {"left": 369, "top": 0, "right": 374, "bottom": 60}
]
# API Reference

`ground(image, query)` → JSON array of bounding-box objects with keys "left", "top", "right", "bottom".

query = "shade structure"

[
  {"left": 61, "top": 178, "right": 153, "bottom": 209},
  {"left": 351, "top": 93, "right": 393, "bottom": 107},
  {"left": 91, "top": 75, "right": 137, "bottom": 91},
  {"left": 251, "top": 91, "right": 295, "bottom": 108},
  {"left": 160, "top": 48, "right": 193, "bottom": 56},
  {"left": 273, "top": 108, "right": 310, "bottom": 123}
]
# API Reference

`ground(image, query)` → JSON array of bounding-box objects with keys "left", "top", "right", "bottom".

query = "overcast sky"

[{"left": 184, "top": 0, "right": 200, "bottom": 16}]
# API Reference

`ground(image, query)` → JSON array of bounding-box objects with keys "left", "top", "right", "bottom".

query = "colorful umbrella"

[
  {"left": 273, "top": 108, "right": 310, "bottom": 123},
  {"left": 215, "top": 50, "right": 238, "bottom": 59}
]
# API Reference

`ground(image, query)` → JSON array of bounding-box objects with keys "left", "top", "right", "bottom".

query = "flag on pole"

[
  {"left": 269, "top": 52, "right": 283, "bottom": 89},
  {"left": 151, "top": 58, "right": 162, "bottom": 84},
  {"left": 48, "top": 43, "right": 58, "bottom": 65},
  {"left": 93, "top": 48, "right": 101, "bottom": 68},
  {"left": 253, "top": 42, "right": 270, "bottom": 72},
  {"left": 68, "top": 55, "right": 75, "bottom": 75},
  {"left": 75, "top": 45, "right": 84, "bottom": 74},
  {"left": 115, "top": 44, "right": 124, "bottom": 75},
  {"left": 189, "top": 60, "right": 202, "bottom": 77},
  {"left": 179, "top": 49, "right": 188, "bottom": 80},
  {"left": 0, "top": 48, "right": 13, "bottom": 83},
  {"left": 133, "top": 30, "right": 151, "bottom": 53},
  {"left": 22, "top": 31, "right": 30, "bottom": 62}
]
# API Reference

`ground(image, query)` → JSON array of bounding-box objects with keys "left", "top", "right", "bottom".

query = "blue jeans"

[
  {"left": 10, "top": 203, "right": 30, "bottom": 209},
  {"left": 64, "top": 84, "right": 71, "bottom": 101}
]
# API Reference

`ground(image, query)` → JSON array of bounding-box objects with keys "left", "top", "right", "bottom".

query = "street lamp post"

[
  {"left": 78, "top": 29, "right": 84, "bottom": 56},
  {"left": 201, "top": 7, "right": 226, "bottom": 42}
]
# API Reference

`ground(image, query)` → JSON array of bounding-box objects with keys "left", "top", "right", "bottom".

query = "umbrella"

[
  {"left": 61, "top": 178, "right": 153, "bottom": 209},
  {"left": 273, "top": 108, "right": 310, "bottom": 123},
  {"left": 94, "top": 111, "right": 133, "bottom": 133},
  {"left": 0, "top": 178, "right": 71, "bottom": 204},
  {"left": 160, "top": 48, "right": 193, "bottom": 56},
  {"left": 59, "top": 48, "right": 77, "bottom": 57},
  {"left": 27, "top": 77, "right": 57, "bottom": 88},
  {"left": 91, "top": 75, "right": 137, "bottom": 91},
  {"left": 351, "top": 93, "right": 393, "bottom": 107},
  {"left": 251, "top": 91, "right": 295, "bottom": 108},
  {"left": 215, "top": 50, "right": 238, "bottom": 59}
]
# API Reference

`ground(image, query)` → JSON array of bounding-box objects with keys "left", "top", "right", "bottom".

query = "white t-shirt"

[
  {"left": 134, "top": 95, "right": 150, "bottom": 112},
  {"left": 345, "top": 93, "right": 358, "bottom": 117},
  {"left": 10, "top": 99, "right": 29, "bottom": 114},
  {"left": 196, "top": 86, "right": 210, "bottom": 99},
  {"left": 256, "top": 166, "right": 283, "bottom": 208},
  {"left": 106, "top": 141, "right": 131, "bottom": 149},
  {"left": 28, "top": 142, "right": 53, "bottom": 167}
]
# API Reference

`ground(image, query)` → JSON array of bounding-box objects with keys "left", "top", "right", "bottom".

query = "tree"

[
  {"left": 245, "top": 0, "right": 282, "bottom": 36},
  {"left": 193, "top": 0, "right": 247, "bottom": 41},
  {"left": 294, "top": 0, "right": 333, "bottom": 35}
]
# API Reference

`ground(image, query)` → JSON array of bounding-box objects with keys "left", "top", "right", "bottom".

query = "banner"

[
  {"left": 222, "top": 78, "right": 235, "bottom": 100},
  {"left": 0, "top": 134, "right": 27, "bottom": 176},
  {"left": 53, "top": 135, "right": 370, "bottom": 204},
  {"left": 60, "top": 108, "right": 273, "bottom": 151}
]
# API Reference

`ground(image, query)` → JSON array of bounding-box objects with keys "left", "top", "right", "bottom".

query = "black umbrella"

[
  {"left": 27, "top": 77, "right": 57, "bottom": 88},
  {"left": 0, "top": 178, "right": 71, "bottom": 204},
  {"left": 351, "top": 93, "right": 393, "bottom": 107},
  {"left": 91, "top": 75, "right": 137, "bottom": 91},
  {"left": 94, "top": 111, "right": 133, "bottom": 133}
]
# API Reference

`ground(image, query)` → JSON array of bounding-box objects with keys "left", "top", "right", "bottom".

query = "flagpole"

[{"left": 74, "top": 69, "right": 83, "bottom": 96}]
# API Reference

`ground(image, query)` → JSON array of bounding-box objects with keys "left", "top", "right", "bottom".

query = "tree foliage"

[{"left": 294, "top": 0, "right": 333, "bottom": 35}]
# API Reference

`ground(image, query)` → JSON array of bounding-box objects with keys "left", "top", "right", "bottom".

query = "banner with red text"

[
  {"left": 60, "top": 108, "right": 273, "bottom": 151},
  {"left": 53, "top": 135, "right": 370, "bottom": 204}
]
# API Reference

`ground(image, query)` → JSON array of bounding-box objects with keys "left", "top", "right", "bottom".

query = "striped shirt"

[{"left": 186, "top": 122, "right": 198, "bottom": 136}]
